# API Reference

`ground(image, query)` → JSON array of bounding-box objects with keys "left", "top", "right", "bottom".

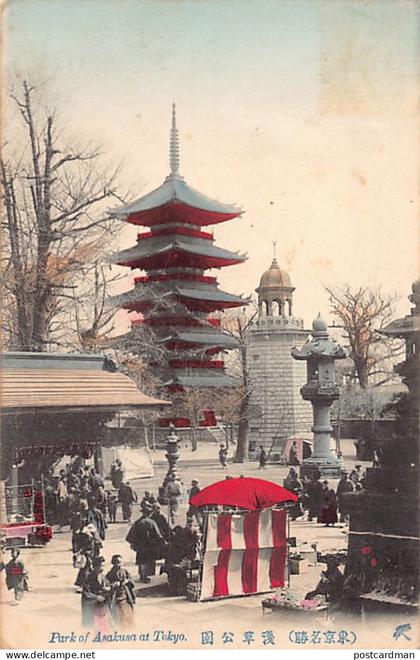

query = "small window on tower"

[{"left": 252, "top": 354, "right": 260, "bottom": 360}]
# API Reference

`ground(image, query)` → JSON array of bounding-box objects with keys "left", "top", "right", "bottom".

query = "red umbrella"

[{"left": 189, "top": 477, "right": 298, "bottom": 511}]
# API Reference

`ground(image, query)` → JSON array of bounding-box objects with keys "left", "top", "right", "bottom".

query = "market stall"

[{"left": 188, "top": 477, "right": 298, "bottom": 601}]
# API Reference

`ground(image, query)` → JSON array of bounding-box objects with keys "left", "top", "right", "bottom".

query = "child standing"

[{"left": 0, "top": 548, "right": 29, "bottom": 603}]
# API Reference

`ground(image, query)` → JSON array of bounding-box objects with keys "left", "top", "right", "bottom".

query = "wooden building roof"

[{"left": 1, "top": 352, "right": 171, "bottom": 413}]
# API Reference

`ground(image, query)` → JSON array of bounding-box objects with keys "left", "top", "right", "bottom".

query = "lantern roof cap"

[
  {"left": 312, "top": 313, "right": 328, "bottom": 333},
  {"left": 291, "top": 314, "right": 347, "bottom": 361},
  {"left": 380, "top": 278, "right": 420, "bottom": 337}
]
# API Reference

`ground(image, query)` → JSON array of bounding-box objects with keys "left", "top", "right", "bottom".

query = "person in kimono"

[
  {"left": 305, "top": 556, "right": 344, "bottom": 604},
  {"left": 119, "top": 482, "right": 138, "bottom": 522},
  {"left": 81, "top": 556, "right": 113, "bottom": 628},
  {"left": 106, "top": 554, "right": 135, "bottom": 628},
  {"left": 186, "top": 480, "right": 202, "bottom": 527},
  {"left": 86, "top": 499, "right": 107, "bottom": 540},
  {"left": 95, "top": 486, "right": 107, "bottom": 516},
  {"left": 336, "top": 471, "right": 355, "bottom": 523},
  {"left": 258, "top": 446, "right": 267, "bottom": 469},
  {"left": 283, "top": 468, "right": 304, "bottom": 520},
  {"left": 288, "top": 441, "right": 300, "bottom": 466},
  {"left": 56, "top": 469, "right": 69, "bottom": 529},
  {"left": 0, "top": 548, "right": 29, "bottom": 602},
  {"left": 126, "top": 504, "right": 163, "bottom": 582},
  {"left": 106, "top": 491, "right": 118, "bottom": 523},
  {"left": 218, "top": 444, "right": 228, "bottom": 467},
  {"left": 110, "top": 459, "right": 124, "bottom": 489},
  {"left": 164, "top": 475, "right": 183, "bottom": 525},
  {"left": 319, "top": 480, "right": 338, "bottom": 526},
  {"left": 151, "top": 503, "right": 172, "bottom": 546},
  {"left": 74, "top": 524, "right": 102, "bottom": 591},
  {"left": 304, "top": 474, "right": 324, "bottom": 521}
]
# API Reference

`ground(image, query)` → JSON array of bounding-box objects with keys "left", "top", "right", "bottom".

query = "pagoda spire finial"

[{"left": 169, "top": 102, "right": 180, "bottom": 176}]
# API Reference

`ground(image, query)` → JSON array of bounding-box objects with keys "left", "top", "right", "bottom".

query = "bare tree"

[
  {"left": 162, "top": 388, "right": 222, "bottom": 452},
  {"left": 1, "top": 79, "right": 124, "bottom": 351},
  {"left": 108, "top": 351, "right": 164, "bottom": 450},
  {"left": 70, "top": 262, "right": 125, "bottom": 351},
  {"left": 325, "top": 284, "right": 402, "bottom": 388},
  {"left": 222, "top": 306, "right": 258, "bottom": 462}
]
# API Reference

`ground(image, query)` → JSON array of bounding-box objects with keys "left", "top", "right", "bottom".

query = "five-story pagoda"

[{"left": 111, "top": 105, "right": 247, "bottom": 427}]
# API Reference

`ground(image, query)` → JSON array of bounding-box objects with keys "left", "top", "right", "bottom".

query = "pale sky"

[{"left": 4, "top": 0, "right": 419, "bottom": 331}]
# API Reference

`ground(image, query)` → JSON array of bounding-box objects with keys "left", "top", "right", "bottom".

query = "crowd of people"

[
  {"left": 2, "top": 445, "right": 368, "bottom": 622},
  {"left": 42, "top": 460, "right": 146, "bottom": 531},
  {"left": 283, "top": 465, "right": 364, "bottom": 525},
  {"left": 57, "top": 465, "right": 204, "bottom": 628}
]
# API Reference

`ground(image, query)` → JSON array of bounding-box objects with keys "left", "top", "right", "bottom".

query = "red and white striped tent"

[{"left": 190, "top": 477, "right": 297, "bottom": 601}]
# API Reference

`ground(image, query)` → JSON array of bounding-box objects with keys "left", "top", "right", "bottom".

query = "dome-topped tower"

[
  {"left": 247, "top": 246, "right": 312, "bottom": 458},
  {"left": 256, "top": 258, "right": 295, "bottom": 316}
]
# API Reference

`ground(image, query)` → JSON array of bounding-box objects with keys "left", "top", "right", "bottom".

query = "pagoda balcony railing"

[
  {"left": 133, "top": 316, "right": 221, "bottom": 328},
  {"left": 165, "top": 342, "right": 222, "bottom": 354},
  {"left": 168, "top": 359, "right": 225, "bottom": 369},
  {"left": 134, "top": 273, "right": 217, "bottom": 285},
  {"left": 137, "top": 226, "right": 214, "bottom": 241}
]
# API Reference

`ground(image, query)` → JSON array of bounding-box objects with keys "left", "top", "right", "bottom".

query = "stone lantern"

[
  {"left": 158, "top": 423, "right": 180, "bottom": 504},
  {"left": 292, "top": 313, "right": 346, "bottom": 478},
  {"left": 342, "top": 279, "right": 419, "bottom": 610}
]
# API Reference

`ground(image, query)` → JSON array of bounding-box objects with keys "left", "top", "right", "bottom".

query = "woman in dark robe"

[
  {"left": 0, "top": 548, "right": 29, "bottom": 602},
  {"left": 283, "top": 468, "right": 304, "bottom": 520},
  {"left": 95, "top": 486, "right": 107, "bottom": 517},
  {"left": 86, "top": 501, "right": 107, "bottom": 540},
  {"left": 106, "top": 555, "right": 136, "bottom": 628},
  {"left": 288, "top": 441, "right": 300, "bottom": 466},
  {"left": 304, "top": 475, "right": 324, "bottom": 521},
  {"left": 81, "top": 556, "right": 113, "bottom": 629},
  {"left": 74, "top": 524, "right": 102, "bottom": 590},
  {"left": 319, "top": 480, "right": 338, "bottom": 526}
]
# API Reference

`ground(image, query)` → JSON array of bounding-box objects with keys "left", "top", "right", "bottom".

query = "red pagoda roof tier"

[
  {"left": 126, "top": 299, "right": 242, "bottom": 313},
  {"left": 111, "top": 175, "right": 242, "bottom": 228},
  {"left": 122, "top": 250, "right": 242, "bottom": 270},
  {"left": 117, "top": 284, "right": 246, "bottom": 314},
  {"left": 113, "top": 236, "right": 245, "bottom": 270},
  {"left": 157, "top": 329, "right": 237, "bottom": 349},
  {"left": 137, "top": 227, "right": 214, "bottom": 241}
]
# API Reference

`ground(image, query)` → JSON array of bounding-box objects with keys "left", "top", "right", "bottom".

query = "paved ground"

[{"left": 1, "top": 444, "right": 417, "bottom": 649}]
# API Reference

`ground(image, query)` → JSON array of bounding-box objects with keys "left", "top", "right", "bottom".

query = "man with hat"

[
  {"left": 126, "top": 504, "right": 163, "bottom": 583},
  {"left": 151, "top": 503, "right": 171, "bottom": 544},
  {"left": 164, "top": 475, "right": 183, "bottom": 525},
  {"left": 186, "top": 479, "right": 202, "bottom": 527},
  {"left": 336, "top": 470, "right": 355, "bottom": 524},
  {"left": 118, "top": 481, "right": 138, "bottom": 523}
]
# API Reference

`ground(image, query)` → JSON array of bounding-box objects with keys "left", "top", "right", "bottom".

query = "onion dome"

[
  {"left": 256, "top": 256, "right": 295, "bottom": 317},
  {"left": 258, "top": 258, "right": 292, "bottom": 289}
]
